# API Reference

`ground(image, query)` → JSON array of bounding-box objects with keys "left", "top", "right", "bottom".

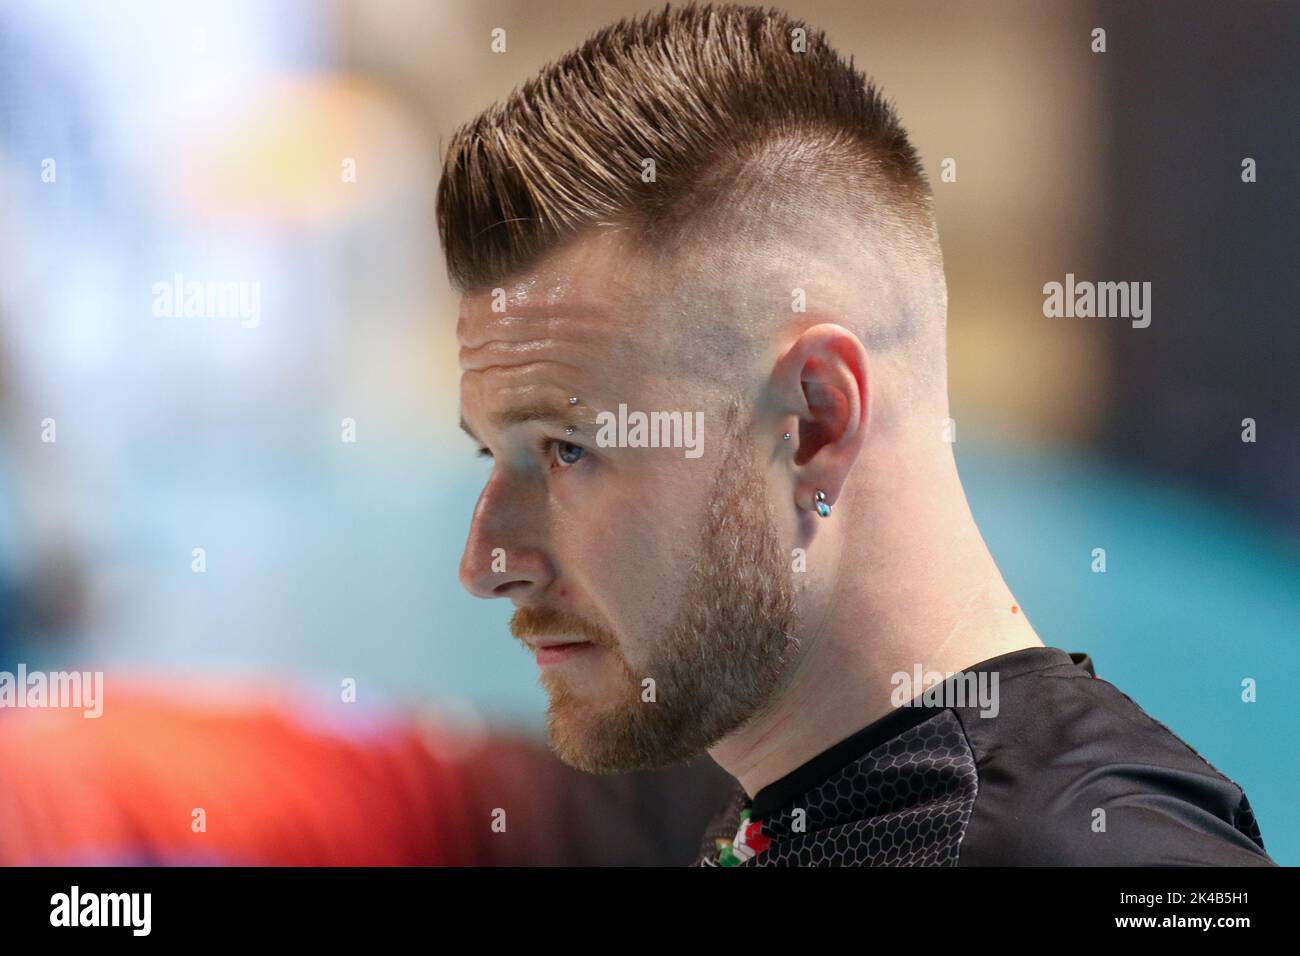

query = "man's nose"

[{"left": 458, "top": 477, "right": 554, "bottom": 600}]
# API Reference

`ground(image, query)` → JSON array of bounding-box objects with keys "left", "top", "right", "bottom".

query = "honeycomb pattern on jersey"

[{"left": 695, "top": 708, "right": 978, "bottom": 866}]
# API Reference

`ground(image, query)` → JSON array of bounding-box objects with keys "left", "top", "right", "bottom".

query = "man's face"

[{"left": 457, "top": 232, "right": 799, "bottom": 773}]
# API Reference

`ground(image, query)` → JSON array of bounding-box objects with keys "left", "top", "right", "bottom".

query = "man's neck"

[
  {"left": 719, "top": 608, "right": 1042, "bottom": 800},
  {"left": 708, "top": 461, "right": 1044, "bottom": 799}
]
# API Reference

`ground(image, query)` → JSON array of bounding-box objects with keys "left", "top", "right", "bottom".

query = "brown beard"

[{"left": 512, "top": 414, "right": 799, "bottom": 773}]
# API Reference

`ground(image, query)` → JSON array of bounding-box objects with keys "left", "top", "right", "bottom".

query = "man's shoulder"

[{"left": 952, "top": 649, "right": 1274, "bottom": 866}]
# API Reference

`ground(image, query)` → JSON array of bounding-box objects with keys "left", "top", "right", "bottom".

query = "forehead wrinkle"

[
  {"left": 459, "top": 362, "right": 586, "bottom": 396},
  {"left": 457, "top": 305, "right": 619, "bottom": 350},
  {"left": 457, "top": 313, "right": 616, "bottom": 372},
  {"left": 459, "top": 339, "right": 602, "bottom": 372}
]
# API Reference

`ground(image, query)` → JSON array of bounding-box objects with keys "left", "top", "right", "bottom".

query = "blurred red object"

[{"left": 0, "top": 680, "right": 730, "bottom": 866}]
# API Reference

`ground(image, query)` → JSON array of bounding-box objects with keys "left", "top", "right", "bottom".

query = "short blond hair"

[{"left": 437, "top": 3, "right": 937, "bottom": 293}]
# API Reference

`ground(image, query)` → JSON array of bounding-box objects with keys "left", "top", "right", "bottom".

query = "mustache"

[{"left": 511, "top": 607, "right": 617, "bottom": 647}]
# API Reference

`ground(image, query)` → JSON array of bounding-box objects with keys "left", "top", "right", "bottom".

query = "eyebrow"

[{"left": 459, "top": 400, "right": 596, "bottom": 444}]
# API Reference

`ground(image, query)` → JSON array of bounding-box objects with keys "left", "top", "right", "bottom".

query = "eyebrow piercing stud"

[
  {"left": 565, "top": 426, "right": 576, "bottom": 436},
  {"left": 568, "top": 396, "right": 579, "bottom": 406},
  {"left": 783, "top": 432, "right": 792, "bottom": 441},
  {"left": 814, "top": 490, "right": 832, "bottom": 518}
]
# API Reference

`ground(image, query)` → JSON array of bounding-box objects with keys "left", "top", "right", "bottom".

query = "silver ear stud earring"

[{"left": 814, "top": 490, "right": 831, "bottom": 518}]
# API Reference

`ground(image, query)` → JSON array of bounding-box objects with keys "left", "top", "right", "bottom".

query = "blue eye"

[{"left": 555, "top": 441, "right": 585, "bottom": 466}]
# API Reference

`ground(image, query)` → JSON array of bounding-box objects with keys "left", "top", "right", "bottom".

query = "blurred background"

[{"left": 0, "top": 0, "right": 1296, "bottom": 864}]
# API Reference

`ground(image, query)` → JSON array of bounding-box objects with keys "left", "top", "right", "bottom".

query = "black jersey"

[{"left": 694, "top": 647, "right": 1273, "bottom": 866}]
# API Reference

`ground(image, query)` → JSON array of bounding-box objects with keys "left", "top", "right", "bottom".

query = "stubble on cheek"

[{"left": 543, "top": 433, "right": 799, "bottom": 773}]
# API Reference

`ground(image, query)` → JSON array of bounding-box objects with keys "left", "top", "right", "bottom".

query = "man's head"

[{"left": 441, "top": 4, "right": 950, "bottom": 773}]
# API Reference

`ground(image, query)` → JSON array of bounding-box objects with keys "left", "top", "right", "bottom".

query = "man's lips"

[
  {"left": 526, "top": 639, "right": 599, "bottom": 666},
  {"left": 526, "top": 637, "right": 592, "bottom": 649}
]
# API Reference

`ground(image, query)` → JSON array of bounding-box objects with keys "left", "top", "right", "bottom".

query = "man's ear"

[{"left": 770, "top": 323, "right": 869, "bottom": 510}]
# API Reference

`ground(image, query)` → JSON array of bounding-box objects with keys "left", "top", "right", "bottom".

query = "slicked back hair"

[{"left": 437, "top": 3, "right": 939, "bottom": 298}]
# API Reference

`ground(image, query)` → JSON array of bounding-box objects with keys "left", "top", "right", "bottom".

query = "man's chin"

[
  {"left": 541, "top": 680, "right": 749, "bottom": 775},
  {"left": 542, "top": 686, "right": 640, "bottom": 774},
  {"left": 540, "top": 693, "right": 669, "bottom": 774}
]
